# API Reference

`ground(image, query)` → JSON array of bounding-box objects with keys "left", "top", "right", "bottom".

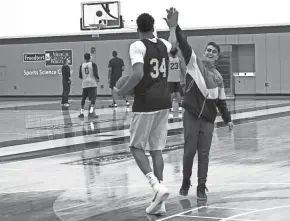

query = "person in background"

[
  {"left": 167, "top": 48, "right": 186, "bottom": 112},
  {"left": 108, "top": 50, "right": 130, "bottom": 107},
  {"left": 78, "top": 53, "right": 99, "bottom": 118},
  {"left": 61, "top": 58, "right": 71, "bottom": 107}
]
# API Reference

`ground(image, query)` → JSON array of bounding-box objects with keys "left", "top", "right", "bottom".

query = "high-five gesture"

[{"left": 163, "top": 7, "right": 179, "bottom": 28}]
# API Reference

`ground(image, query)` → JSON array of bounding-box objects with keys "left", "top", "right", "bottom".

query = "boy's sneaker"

[
  {"left": 196, "top": 184, "right": 208, "bottom": 200},
  {"left": 179, "top": 178, "right": 191, "bottom": 196}
]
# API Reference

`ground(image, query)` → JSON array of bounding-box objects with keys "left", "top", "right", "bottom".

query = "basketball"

[
  {"left": 96, "top": 10, "right": 103, "bottom": 17},
  {"left": 115, "top": 75, "right": 134, "bottom": 95}
]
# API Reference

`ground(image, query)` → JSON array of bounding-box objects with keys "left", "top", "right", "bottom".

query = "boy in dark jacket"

[
  {"left": 165, "top": 8, "right": 234, "bottom": 201},
  {"left": 61, "top": 59, "right": 71, "bottom": 106}
]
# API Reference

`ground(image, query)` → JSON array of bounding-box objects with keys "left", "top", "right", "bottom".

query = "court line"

[
  {"left": 52, "top": 182, "right": 290, "bottom": 220},
  {"left": 53, "top": 182, "right": 290, "bottom": 218},
  {"left": 0, "top": 132, "right": 24, "bottom": 135},
  {"left": 207, "top": 206, "right": 256, "bottom": 211},
  {"left": 156, "top": 206, "right": 206, "bottom": 221},
  {"left": 157, "top": 202, "right": 290, "bottom": 221},
  {"left": 217, "top": 137, "right": 290, "bottom": 141},
  {"left": 0, "top": 101, "right": 62, "bottom": 109},
  {"left": 220, "top": 205, "right": 290, "bottom": 221},
  {"left": 0, "top": 168, "right": 26, "bottom": 171},
  {"left": 178, "top": 214, "right": 261, "bottom": 221},
  {"left": 49, "top": 183, "right": 290, "bottom": 218}
]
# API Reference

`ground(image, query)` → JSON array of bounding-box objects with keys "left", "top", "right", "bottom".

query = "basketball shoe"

[{"left": 146, "top": 183, "right": 169, "bottom": 214}]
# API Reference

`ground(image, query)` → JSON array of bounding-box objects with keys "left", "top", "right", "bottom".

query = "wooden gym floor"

[{"left": 0, "top": 97, "right": 290, "bottom": 221}]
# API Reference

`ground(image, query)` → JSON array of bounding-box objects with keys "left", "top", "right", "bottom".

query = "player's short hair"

[
  {"left": 170, "top": 48, "right": 178, "bottom": 56},
  {"left": 63, "top": 58, "right": 68, "bottom": 64},
  {"left": 206, "top": 42, "right": 220, "bottom": 54},
  {"left": 84, "top": 53, "right": 91, "bottom": 60},
  {"left": 112, "top": 51, "right": 117, "bottom": 57},
  {"left": 136, "top": 13, "right": 154, "bottom": 33}
]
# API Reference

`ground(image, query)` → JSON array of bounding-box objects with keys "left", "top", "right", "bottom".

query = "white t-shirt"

[{"left": 129, "top": 38, "right": 172, "bottom": 66}]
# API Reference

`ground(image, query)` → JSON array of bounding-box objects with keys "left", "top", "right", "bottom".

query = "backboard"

[{"left": 80, "top": 1, "right": 122, "bottom": 31}]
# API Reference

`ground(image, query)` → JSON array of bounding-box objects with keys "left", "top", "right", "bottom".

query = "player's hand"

[
  {"left": 228, "top": 122, "right": 234, "bottom": 132},
  {"left": 163, "top": 7, "right": 179, "bottom": 28}
]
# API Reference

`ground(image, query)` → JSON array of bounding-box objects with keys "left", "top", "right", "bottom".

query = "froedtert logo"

[
  {"left": 23, "top": 53, "right": 45, "bottom": 62},
  {"left": 23, "top": 50, "right": 73, "bottom": 66}
]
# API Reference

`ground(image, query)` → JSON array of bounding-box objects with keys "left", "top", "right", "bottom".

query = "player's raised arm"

[
  {"left": 175, "top": 25, "right": 192, "bottom": 66},
  {"left": 165, "top": 8, "right": 192, "bottom": 66},
  {"left": 164, "top": 8, "right": 178, "bottom": 53}
]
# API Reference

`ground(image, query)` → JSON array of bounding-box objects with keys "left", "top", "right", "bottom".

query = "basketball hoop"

[
  {"left": 89, "top": 24, "right": 104, "bottom": 38},
  {"left": 80, "top": 1, "right": 122, "bottom": 31}
]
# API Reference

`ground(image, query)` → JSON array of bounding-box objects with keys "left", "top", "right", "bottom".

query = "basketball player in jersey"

[
  {"left": 78, "top": 53, "right": 99, "bottom": 118},
  {"left": 167, "top": 48, "right": 186, "bottom": 112},
  {"left": 113, "top": 13, "right": 177, "bottom": 215}
]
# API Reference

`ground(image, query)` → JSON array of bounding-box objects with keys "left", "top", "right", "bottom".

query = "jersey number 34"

[{"left": 150, "top": 58, "right": 166, "bottom": 78}]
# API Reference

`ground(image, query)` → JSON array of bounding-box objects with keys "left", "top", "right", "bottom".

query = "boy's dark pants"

[{"left": 182, "top": 110, "right": 214, "bottom": 185}]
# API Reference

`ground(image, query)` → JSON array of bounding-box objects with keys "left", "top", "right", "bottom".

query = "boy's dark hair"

[
  {"left": 136, "top": 13, "right": 154, "bottom": 33},
  {"left": 170, "top": 48, "right": 178, "bottom": 56},
  {"left": 63, "top": 58, "right": 68, "bottom": 64},
  {"left": 112, "top": 51, "right": 117, "bottom": 57},
  {"left": 206, "top": 42, "right": 220, "bottom": 54},
  {"left": 84, "top": 53, "right": 91, "bottom": 60}
]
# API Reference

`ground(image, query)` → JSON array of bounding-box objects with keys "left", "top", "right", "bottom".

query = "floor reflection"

[{"left": 2, "top": 99, "right": 290, "bottom": 221}]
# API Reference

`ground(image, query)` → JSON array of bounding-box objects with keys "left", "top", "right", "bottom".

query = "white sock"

[
  {"left": 89, "top": 106, "right": 94, "bottom": 113},
  {"left": 80, "top": 109, "right": 84, "bottom": 114},
  {"left": 145, "top": 172, "right": 159, "bottom": 190}
]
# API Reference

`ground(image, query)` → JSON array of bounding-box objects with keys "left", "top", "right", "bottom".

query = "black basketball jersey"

[{"left": 132, "top": 39, "right": 172, "bottom": 112}]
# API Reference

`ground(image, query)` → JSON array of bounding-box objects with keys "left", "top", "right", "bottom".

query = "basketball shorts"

[
  {"left": 82, "top": 87, "right": 96, "bottom": 100},
  {"left": 129, "top": 109, "right": 169, "bottom": 151},
  {"left": 168, "top": 82, "right": 182, "bottom": 93},
  {"left": 110, "top": 75, "right": 122, "bottom": 89}
]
